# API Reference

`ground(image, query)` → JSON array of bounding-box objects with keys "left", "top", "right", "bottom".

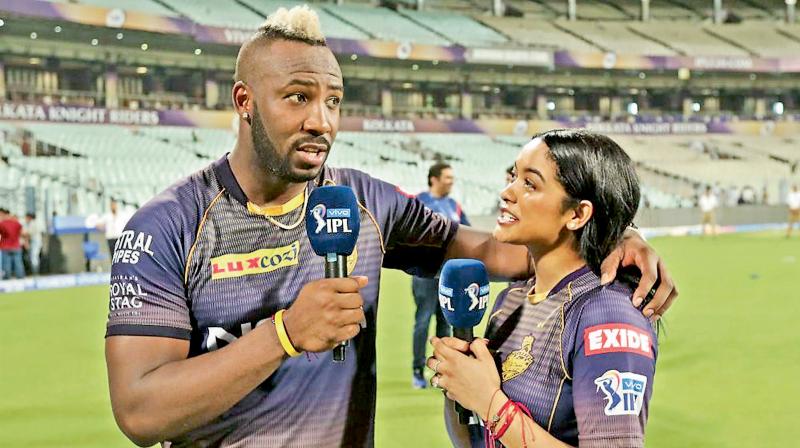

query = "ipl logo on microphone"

[
  {"left": 465, "top": 283, "right": 490, "bottom": 311},
  {"left": 311, "top": 204, "right": 353, "bottom": 234}
]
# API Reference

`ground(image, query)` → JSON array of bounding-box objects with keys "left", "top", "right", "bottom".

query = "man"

[
  {"left": 787, "top": 184, "right": 800, "bottom": 238},
  {"left": 0, "top": 209, "right": 25, "bottom": 279},
  {"left": 21, "top": 212, "right": 44, "bottom": 275},
  {"left": 410, "top": 163, "right": 468, "bottom": 389},
  {"left": 699, "top": 185, "right": 719, "bottom": 237},
  {"left": 96, "top": 199, "right": 131, "bottom": 256},
  {"left": 104, "top": 6, "right": 677, "bottom": 447}
]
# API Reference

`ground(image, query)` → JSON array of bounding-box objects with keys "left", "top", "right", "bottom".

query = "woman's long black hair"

[{"left": 534, "top": 129, "right": 640, "bottom": 275}]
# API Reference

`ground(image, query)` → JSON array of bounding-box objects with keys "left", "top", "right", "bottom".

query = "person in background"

[
  {"left": 787, "top": 185, "right": 800, "bottom": 238},
  {"left": 22, "top": 213, "right": 44, "bottom": 275},
  {"left": 96, "top": 199, "right": 132, "bottom": 256},
  {"left": 0, "top": 208, "right": 25, "bottom": 279},
  {"left": 411, "top": 163, "right": 470, "bottom": 389},
  {"left": 699, "top": 186, "right": 718, "bottom": 237}
]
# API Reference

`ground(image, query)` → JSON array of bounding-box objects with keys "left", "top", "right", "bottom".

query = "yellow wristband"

[{"left": 274, "top": 310, "right": 302, "bottom": 357}]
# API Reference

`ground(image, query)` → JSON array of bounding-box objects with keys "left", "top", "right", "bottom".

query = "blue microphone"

[
  {"left": 439, "top": 258, "right": 490, "bottom": 424},
  {"left": 306, "top": 185, "right": 361, "bottom": 363}
]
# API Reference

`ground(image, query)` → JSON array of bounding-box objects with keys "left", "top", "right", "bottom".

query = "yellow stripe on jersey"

[
  {"left": 247, "top": 189, "right": 305, "bottom": 216},
  {"left": 528, "top": 291, "right": 549, "bottom": 304}
]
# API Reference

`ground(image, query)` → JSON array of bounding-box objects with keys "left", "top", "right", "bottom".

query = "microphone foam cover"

[
  {"left": 439, "top": 259, "right": 490, "bottom": 328},
  {"left": 306, "top": 185, "right": 360, "bottom": 256}
]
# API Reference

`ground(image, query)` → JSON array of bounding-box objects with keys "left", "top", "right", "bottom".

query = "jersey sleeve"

[
  {"left": 105, "top": 198, "right": 193, "bottom": 340},
  {"left": 381, "top": 185, "right": 460, "bottom": 278},
  {"left": 569, "top": 287, "right": 657, "bottom": 448}
]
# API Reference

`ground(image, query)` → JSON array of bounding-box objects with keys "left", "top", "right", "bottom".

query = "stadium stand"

[
  {"left": 159, "top": 0, "right": 264, "bottom": 29},
  {"left": 323, "top": 5, "right": 451, "bottom": 45},
  {"left": 558, "top": 20, "right": 676, "bottom": 55},
  {"left": 398, "top": 9, "right": 508, "bottom": 47},
  {"left": 238, "top": 0, "right": 371, "bottom": 39},
  {"left": 627, "top": 20, "right": 749, "bottom": 56},
  {"left": 707, "top": 23, "right": 800, "bottom": 57},
  {"left": 609, "top": 0, "right": 699, "bottom": 20},
  {"left": 476, "top": 17, "right": 600, "bottom": 51},
  {"left": 531, "top": 0, "right": 631, "bottom": 20},
  {"left": 6, "top": 123, "right": 211, "bottom": 211},
  {"left": 614, "top": 134, "right": 792, "bottom": 206},
  {"left": 1, "top": 119, "right": 797, "bottom": 216},
  {"left": 717, "top": 0, "right": 773, "bottom": 20},
  {"left": 503, "top": 0, "right": 560, "bottom": 18},
  {"left": 422, "top": 0, "right": 488, "bottom": 14}
]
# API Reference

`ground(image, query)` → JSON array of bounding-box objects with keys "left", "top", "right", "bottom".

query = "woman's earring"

[
  {"left": 567, "top": 223, "right": 576, "bottom": 230},
  {"left": 241, "top": 112, "right": 251, "bottom": 124}
]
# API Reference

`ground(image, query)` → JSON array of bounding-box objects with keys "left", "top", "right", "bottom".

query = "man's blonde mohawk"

[{"left": 261, "top": 5, "right": 325, "bottom": 43}]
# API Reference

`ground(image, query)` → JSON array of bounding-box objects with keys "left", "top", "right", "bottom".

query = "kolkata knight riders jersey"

[
  {"left": 106, "top": 155, "right": 458, "bottom": 447},
  {"left": 479, "top": 266, "right": 658, "bottom": 448}
]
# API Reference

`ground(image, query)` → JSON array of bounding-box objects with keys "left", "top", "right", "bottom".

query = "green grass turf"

[{"left": 1, "top": 232, "right": 798, "bottom": 447}]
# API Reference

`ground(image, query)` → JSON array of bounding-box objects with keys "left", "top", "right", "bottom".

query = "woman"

[{"left": 428, "top": 129, "right": 657, "bottom": 447}]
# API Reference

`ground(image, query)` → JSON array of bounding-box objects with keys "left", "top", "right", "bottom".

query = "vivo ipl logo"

[
  {"left": 311, "top": 204, "right": 353, "bottom": 234},
  {"left": 465, "top": 283, "right": 490, "bottom": 311},
  {"left": 594, "top": 370, "right": 647, "bottom": 416}
]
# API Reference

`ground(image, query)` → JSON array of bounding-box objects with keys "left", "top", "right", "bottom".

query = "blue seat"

[
  {"left": 83, "top": 241, "right": 107, "bottom": 261},
  {"left": 83, "top": 240, "right": 108, "bottom": 272}
]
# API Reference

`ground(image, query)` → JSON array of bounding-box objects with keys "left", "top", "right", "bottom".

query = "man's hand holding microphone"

[{"left": 276, "top": 186, "right": 366, "bottom": 359}]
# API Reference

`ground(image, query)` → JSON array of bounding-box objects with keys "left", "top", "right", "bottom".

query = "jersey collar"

[{"left": 213, "top": 154, "right": 332, "bottom": 211}]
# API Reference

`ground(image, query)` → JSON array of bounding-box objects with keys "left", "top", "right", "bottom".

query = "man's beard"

[{"left": 250, "top": 104, "right": 324, "bottom": 183}]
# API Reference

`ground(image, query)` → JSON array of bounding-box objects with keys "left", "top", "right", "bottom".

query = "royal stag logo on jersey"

[
  {"left": 594, "top": 370, "right": 647, "bottom": 416},
  {"left": 211, "top": 241, "right": 300, "bottom": 280},
  {"left": 311, "top": 204, "right": 353, "bottom": 234},
  {"left": 465, "top": 283, "right": 490, "bottom": 312},
  {"left": 108, "top": 275, "right": 146, "bottom": 312}
]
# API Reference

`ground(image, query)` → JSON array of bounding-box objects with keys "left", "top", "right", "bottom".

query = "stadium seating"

[
  {"left": 530, "top": 0, "right": 631, "bottom": 20},
  {"left": 425, "top": 0, "right": 488, "bottom": 14},
  {"left": 238, "top": 0, "right": 371, "bottom": 40},
  {"left": 476, "top": 17, "right": 600, "bottom": 52},
  {"left": 614, "top": 134, "right": 793, "bottom": 206},
  {"left": 574, "top": 0, "right": 633, "bottom": 20},
  {"left": 322, "top": 5, "right": 451, "bottom": 45},
  {"left": 503, "top": 0, "right": 560, "bottom": 18},
  {"left": 159, "top": 0, "right": 264, "bottom": 29},
  {"left": 3, "top": 118, "right": 796, "bottom": 217},
  {"left": 560, "top": 20, "right": 676, "bottom": 55},
  {"left": 9, "top": 123, "right": 211, "bottom": 211},
  {"left": 627, "top": 21, "right": 748, "bottom": 56},
  {"left": 706, "top": 23, "right": 800, "bottom": 57},
  {"left": 398, "top": 9, "right": 508, "bottom": 47},
  {"left": 719, "top": 0, "right": 773, "bottom": 20},
  {"left": 609, "top": 0, "right": 699, "bottom": 20}
]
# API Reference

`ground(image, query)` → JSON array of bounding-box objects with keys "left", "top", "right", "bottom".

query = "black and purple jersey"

[
  {"left": 105, "top": 155, "right": 458, "bottom": 447},
  {"left": 481, "top": 266, "right": 657, "bottom": 447}
]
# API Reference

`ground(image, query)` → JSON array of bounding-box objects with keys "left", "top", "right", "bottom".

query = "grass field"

[{"left": 1, "top": 232, "right": 798, "bottom": 447}]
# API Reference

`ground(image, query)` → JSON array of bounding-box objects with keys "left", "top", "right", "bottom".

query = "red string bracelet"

[{"left": 484, "top": 400, "right": 536, "bottom": 448}]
